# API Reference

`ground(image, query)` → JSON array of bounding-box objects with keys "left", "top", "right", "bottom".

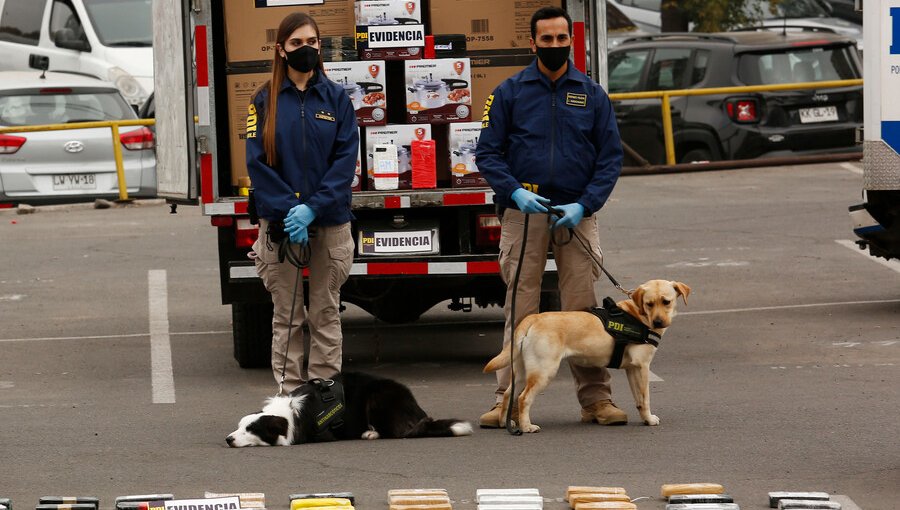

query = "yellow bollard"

[
  {"left": 110, "top": 124, "right": 130, "bottom": 202},
  {"left": 661, "top": 93, "right": 676, "bottom": 166}
]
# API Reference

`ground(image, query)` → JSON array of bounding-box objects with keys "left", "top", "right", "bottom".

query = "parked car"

[
  {"left": 0, "top": 0, "right": 153, "bottom": 108},
  {"left": 607, "top": 0, "right": 862, "bottom": 51},
  {"left": 607, "top": 31, "right": 862, "bottom": 164},
  {"left": 0, "top": 71, "right": 156, "bottom": 204},
  {"left": 820, "top": 0, "right": 862, "bottom": 25}
]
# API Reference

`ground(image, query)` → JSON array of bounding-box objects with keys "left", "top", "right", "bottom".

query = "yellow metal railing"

[
  {"left": 608, "top": 79, "right": 864, "bottom": 166},
  {"left": 0, "top": 119, "right": 156, "bottom": 201}
]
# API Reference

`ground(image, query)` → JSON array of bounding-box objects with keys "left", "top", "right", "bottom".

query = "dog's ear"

[
  {"left": 630, "top": 286, "right": 646, "bottom": 315},
  {"left": 672, "top": 281, "right": 691, "bottom": 305}
]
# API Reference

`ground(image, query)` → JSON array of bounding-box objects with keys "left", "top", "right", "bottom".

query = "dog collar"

[{"left": 591, "top": 297, "right": 661, "bottom": 369}]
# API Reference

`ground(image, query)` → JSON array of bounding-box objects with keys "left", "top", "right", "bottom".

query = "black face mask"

[
  {"left": 535, "top": 45, "right": 570, "bottom": 72},
  {"left": 284, "top": 45, "right": 319, "bottom": 73}
]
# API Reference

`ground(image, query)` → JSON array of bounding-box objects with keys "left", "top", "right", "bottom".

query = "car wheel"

[
  {"left": 232, "top": 301, "right": 273, "bottom": 368},
  {"left": 680, "top": 148, "right": 712, "bottom": 164}
]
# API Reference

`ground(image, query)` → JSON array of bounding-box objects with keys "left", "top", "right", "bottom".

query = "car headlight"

[{"left": 107, "top": 66, "right": 148, "bottom": 106}]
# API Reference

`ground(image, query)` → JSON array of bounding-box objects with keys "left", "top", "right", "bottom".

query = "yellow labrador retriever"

[{"left": 483, "top": 280, "right": 691, "bottom": 432}]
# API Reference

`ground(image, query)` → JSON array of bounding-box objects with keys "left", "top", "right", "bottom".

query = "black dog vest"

[
  {"left": 590, "top": 297, "right": 661, "bottom": 369},
  {"left": 304, "top": 378, "right": 345, "bottom": 440}
]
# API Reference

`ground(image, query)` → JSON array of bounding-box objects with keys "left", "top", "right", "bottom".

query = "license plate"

[
  {"left": 799, "top": 106, "right": 838, "bottom": 124},
  {"left": 52, "top": 173, "right": 96, "bottom": 190},
  {"left": 359, "top": 229, "right": 440, "bottom": 256}
]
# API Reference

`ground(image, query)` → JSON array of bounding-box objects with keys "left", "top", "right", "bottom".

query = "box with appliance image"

[
  {"left": 364, "top": 124, "right": 432, "bottom": 190},
  {"left": 324, "top": 60, "right": 387, "bottom": 126},
  {"left": 448, "top": 122, "right": 487, "bottom": 188},
  {"left": 355, "top": 0, "right": 424, "bottom": 60},
  {"left": 405, "top": 58, "right": 472, "bottom": 123}
]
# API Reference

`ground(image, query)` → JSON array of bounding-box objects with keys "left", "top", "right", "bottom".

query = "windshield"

[
  {"left": 745, "top": 0, "right": 830, "bottom": 20},
  {"left": 0, "top": 91, "right": 135, "bottom": 126},
  {"left": 83, "top": 0, "right": 152, "bottom": 47},
  {"left": 738, "top": 45, "right": 860, "bottom": 85}
]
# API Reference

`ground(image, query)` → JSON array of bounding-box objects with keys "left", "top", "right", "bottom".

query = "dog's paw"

[
  {"left": 644, "top": 415, "right": 660, "bottom": 426},
  {"left": 522, "top": 424, "right": 541, "bottom": 433},
  {"left": 361, "top": 430, "right": 380, "bottom": 440}
]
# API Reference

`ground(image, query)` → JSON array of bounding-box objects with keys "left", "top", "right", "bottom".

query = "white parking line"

[
  {"left": 836, "top": 239, "right": 900, "bottom": 273},
  {"left": 149, "top": 270, "right": 175, "bottom": 404},
  {"left": 680, "top": 298, "right": 900, "bottom": 316},
  {"left": 840, "top": 162, "right": 864, "bottom": 175},
  {"left": 0, "top": 330, "right": 229, "bottom": 343}
]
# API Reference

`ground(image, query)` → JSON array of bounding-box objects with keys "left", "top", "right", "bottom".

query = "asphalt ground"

[{"left": 0, "top": 161, "right": 896, "bottom": 510}]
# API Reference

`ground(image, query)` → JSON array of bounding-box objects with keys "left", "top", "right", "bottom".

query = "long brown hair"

[{"left": 255, "top": 12, "right": 325, "bottom": 167}]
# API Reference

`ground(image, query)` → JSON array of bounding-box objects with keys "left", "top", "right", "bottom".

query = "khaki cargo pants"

[
  {"left": 494, "top": 208, "right": 612, "bottom": 407},
  {"left": 253, "top": 219, "right": 354, "bottom": 395}
]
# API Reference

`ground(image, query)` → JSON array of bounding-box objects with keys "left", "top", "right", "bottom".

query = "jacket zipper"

[
  {"left": 550, "top": 81, "right": 557, "bottom": 199},
  {"left": 293, "top": 87, "right": 310, "bottom": 200}
]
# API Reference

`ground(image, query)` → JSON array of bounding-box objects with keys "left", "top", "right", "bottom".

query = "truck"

[
  {"left": 850, "top": 0, "right": 900, "bottom": 260},
  {"left": 151, "top": 0, "right": 609, "bottom": 368}
]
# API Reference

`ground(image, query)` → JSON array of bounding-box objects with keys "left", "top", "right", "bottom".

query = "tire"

[
  {"left": 539, "top": 290, "right": 561, "bottom": 312},
  {"left": 680, "top": 148, "right": 712, "bottom": 164},
  {"left": 232, "top": 302, "right": 273, "bottom": 368}
]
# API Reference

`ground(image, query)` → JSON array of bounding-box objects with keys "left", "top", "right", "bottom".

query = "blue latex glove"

[
  {"left": 551, "top": 203, "right": 586, "bottom": 230},
  {"left": 511, "top": 188, "right": 550, "bottom": 214},
  {"left": 289, "top": 226, "right": 309, "bottom": 245},
  {"left": 284, "top": 204, "right": 316, "bottom": 234}
]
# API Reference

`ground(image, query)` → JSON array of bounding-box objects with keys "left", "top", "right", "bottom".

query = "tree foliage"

[{"left": 661, "top": 0, "right": 782, "bottom": 33}]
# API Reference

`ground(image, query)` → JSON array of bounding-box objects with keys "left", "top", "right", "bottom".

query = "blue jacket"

[
  {"left": 475, "top": 60, "right": 623, "bottom": 215},
  {"left": 246, "top": 73, "right": 359, "bottom": 225}
]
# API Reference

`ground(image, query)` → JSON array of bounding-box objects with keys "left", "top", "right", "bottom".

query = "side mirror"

[
  {"left": 53, "top": 28, "right": 91, "bottom": 52},
  {"left": 29, "top": 54, "right": 49, "bottom": 71}
]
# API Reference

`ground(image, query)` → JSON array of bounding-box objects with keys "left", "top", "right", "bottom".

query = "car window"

[
  {"left": 608, "top": 49, "right": 650, "bottom": 93},
  {"left": 738, "top": 45, "right": 859, "bottom": 85},
  {"left": 82, "top": 0, "right": 152, "bottom": 46},
  {"left": 631, "top": 0, "right": 661, "bottom": 11},
  {"left": 50, "top": 0, "right": 88, "bottom": 47},
  {"left": 0, "top": 0, "right": 45, "bottom": 45},
  {"left": 647, "top": 48, "right": 692, "bottom": 91},
  {"left": 0, "top": 91, "right": 135, "bottom": 126},
  {"left": 690, "top": 50, "right": 710, "bottom": 86}
]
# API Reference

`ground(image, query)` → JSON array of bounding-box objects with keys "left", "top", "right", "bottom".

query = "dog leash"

[{"left": 278, "top": 237, "right": 312, "bottom": 396}]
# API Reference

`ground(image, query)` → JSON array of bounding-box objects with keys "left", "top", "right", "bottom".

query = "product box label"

[
  {"left": 364, "top": 124, "right": 432, "bottom": 190},
  {"left": 405, "top": 58, "right": 472, "bottom": 123},
  {"left": 355, "top": 0, "right": 423, "bottom": 25},
  {"left": 449, "top": 121, "right": 487, "bottom": 188},
  {"left": 324, "top": 61, "right": 387, "bottom": 125}
]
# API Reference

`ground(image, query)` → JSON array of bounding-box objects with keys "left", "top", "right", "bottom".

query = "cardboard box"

[
  {"left": 429, "top": 0, "right": 561, "bottom": 53},
  {"left": 355, "top": 24, "right": 425, "bottom": 60},
  {"left": 365, "top": 124, "right": 432, "bottom": 190},
  {"left": 227, "top": 72, "right": 363, "bottom": 192},
  {"left": 470, "top": 53, "right": 534, "bottom": 120},
  {"left": 405, "top": 58, "right": 472, "bottom": 123},
  {"left": 226, "top": 72, "right": 271, "bottom": 186},
  {"left": 448, "top": 122, "right": 487, "bottom": 188},
  {"left": 223, "top": 0, "right": 356, "bottom": 64},
  {"left": 324, "top": 60, "right": 387, "bottom": 125},
  {"left": 355, "top": 0, "right": 423, "bottom": 25}
]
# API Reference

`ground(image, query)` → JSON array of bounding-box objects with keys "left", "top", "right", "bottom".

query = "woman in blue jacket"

[{"left": 246, "top": 12, "right": 358, "bottom": 395}]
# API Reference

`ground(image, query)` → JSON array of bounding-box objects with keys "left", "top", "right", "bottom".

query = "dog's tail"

[
  {"left": 483, "top": 314, "right": 538, "bottom": 373},
  {"left": 407, "top": 418, "right": 474, "bottom": 438}
]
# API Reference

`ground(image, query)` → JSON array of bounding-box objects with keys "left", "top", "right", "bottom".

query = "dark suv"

[{"left": 607, "top": 31, "right": 862, "bottom": 165}]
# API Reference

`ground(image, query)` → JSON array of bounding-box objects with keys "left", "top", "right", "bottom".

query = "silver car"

[{"left": 0, "top": 71, "right": 156, "bottom": 204}]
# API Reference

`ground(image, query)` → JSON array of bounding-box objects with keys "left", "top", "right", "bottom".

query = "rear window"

[
  {"left": 0, "top": 90, "right": 135, "bottom": 126},
  {"left": 0, "top": 0, "right": 45, "bottom": 45},
  {"left": 737, "top": 45, "right": 859, "bottom": 85},
  {"left": 83, "top": 0, "right": 152, "bottom": 46}
]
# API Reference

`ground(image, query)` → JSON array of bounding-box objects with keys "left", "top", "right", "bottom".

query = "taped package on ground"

[
  {"left": 390, "top": 504, "right": 451, "bottom": 510},
  {"left": 665, "top": 504, "right": 740, "bottom": 510},
  {"left": 38, "top": 499, "right": 98, "bottom": 510},
  {"left": 661, "top": 484, "right": 726, "bottom": 498},
  {"left": 389, "top": 497, "right": 450, "bottom": 506},
  {"left": 477, "top": 496, "right": 542, "bottom": 505},
  {"left": 290, "top": 493, "right": 354, "bottom": 505},
  {"left": 476, "top": 490, "right": 539, "bottom": 502},
  {"left": 36, "top": 505, "right": 98, "bottom": 510},
  {"left": 477, "top": 505, "right": 542, "bottom": 510},
  {"left": 205, "top": 493, "right": 265, "bottom": 509},
  {"left": 570, "top": 493, "right": 632, "bottom": 507},
  {"left": 778, "top": 501, "right": 841, "bottom": 510},
  {"left": 388, "top": 490, "right": 448, "bottom": 499},
  {"left": 565, "top": 488, "right": 627, "bottom": 501},
  {"left": 767, "top": 493, "right": 830, "bottom": 508},
  {"left": 291, "top": 499, "right": 352, "bottom": 510},
  {"left": 569, "top": 503, "right": 635, "bottom": 510},
  {"left": 667, "top": 495, "right": 734, "bottom": 505}
]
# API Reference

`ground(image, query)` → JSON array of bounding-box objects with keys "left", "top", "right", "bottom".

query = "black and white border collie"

[{"left": 226, "top": 372, "right": 473, "bottom": 447}]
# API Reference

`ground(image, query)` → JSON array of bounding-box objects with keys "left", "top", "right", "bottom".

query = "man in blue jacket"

[{"left": 476, "top": 6, "right": 626, "bottom": 428}]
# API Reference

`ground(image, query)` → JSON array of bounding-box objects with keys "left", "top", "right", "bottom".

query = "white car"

[
  {"left": 608, "top": 0, "right": 863, "bottom": 51},
  {"left": 0, "top": 71, "right": 156, "bottom": 204}
]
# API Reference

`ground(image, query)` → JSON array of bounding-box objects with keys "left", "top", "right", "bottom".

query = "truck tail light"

[
  {"left": 235, "top": 218, "right": 259, "bottom": 248},
  {"left": 475, "top": 214, "right": 502, "bottom": 248},
  {"left": 0, "top": 134, "right": 26, "bottom": 154},
  {"left": 120, "top": 127, "right": 155, "bottom": 150},
  {"left": 726, "top": 98, "right": 759, "bottom": 123}
]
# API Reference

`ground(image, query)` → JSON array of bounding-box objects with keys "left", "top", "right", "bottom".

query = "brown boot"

[
  {"left": 479, "top": 402, "right": 519, "bottom": 428},
  {"left": 581, "top": 399, "right": 628, "bottom": 425}
]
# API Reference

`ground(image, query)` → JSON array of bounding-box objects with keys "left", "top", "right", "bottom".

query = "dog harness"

[
  {"left": 305, "top": 378, "right": 345, "bottom": 439},
  {"left": 590, "top": 297, "right": 661, "bottom": 369}
]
